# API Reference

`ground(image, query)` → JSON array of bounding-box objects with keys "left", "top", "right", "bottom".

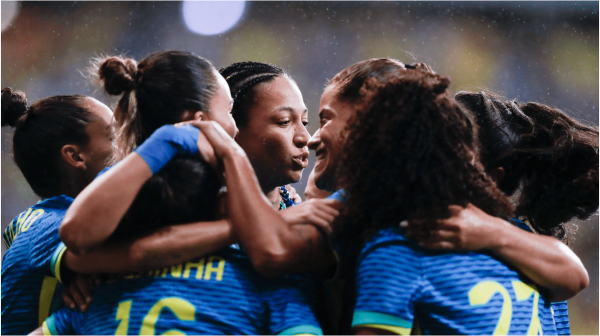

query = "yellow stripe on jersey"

[
  {"left": 51, "top": 243, "right": 68, "bottom": 283},
  {"left": 356, "top": 323, "right": 411, "bottom": 335},
  {"left": 42, "top": 321, "right": 52, "bottom": 336},
  {"left": 38, "top": 277, "right": 59, "bottom": 325}
]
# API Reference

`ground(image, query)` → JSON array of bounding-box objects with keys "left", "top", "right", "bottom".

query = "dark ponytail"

[
  {"left": 94, "top": 51, "right": 218, "bottom": 161},
  {"left": 2, "top": 88, "right": 28, "bottom": 127},
  {"left": 219, "top": 61, "right": 285, "bottom": 128},
  {"left": 456, "top": 91, "right": 599, "bottom": 241},
  {"left": 2, "top": 88, "right": 95, "bottom": 199}
]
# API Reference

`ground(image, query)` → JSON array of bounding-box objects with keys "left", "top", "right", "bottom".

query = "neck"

[{"left": 264, "top": 187, "right": 282, "bottom": 210}]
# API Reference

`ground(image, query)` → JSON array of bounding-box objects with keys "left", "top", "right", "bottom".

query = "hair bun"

[
  {"left": 2, "top": 87, "right": 28, "bottom": 127},
  {"left": 98, "top": 57, "right": 138, "bottom": 95}
]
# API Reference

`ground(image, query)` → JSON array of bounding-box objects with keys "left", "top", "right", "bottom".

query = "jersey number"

[
  {"left": 468, "top": 280, "right": 542, "bottom": 335},
  {"left": 115, "top": 298, "right": 195, "bottom": 335}
]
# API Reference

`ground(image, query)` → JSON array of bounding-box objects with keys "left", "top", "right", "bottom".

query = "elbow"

[
  {"left": 549, "top": 264, "right": 590, "bottom": 302},
  {"left": 125, "top": 242, "right": 149, "bottom": 273},
  {"left": 250, "top": 248, "right": 293, "bottom": 279},
  {"left": 59, "top": 220, "right": 92, "bottom": 256}
]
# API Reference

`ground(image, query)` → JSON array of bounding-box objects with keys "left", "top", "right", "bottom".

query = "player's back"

[
  {"left": 1, "top": 195, "right": 72, "bottom": 335},
  {"left": 45, "top": 247, "right": 323, "bottom": 335},
  {"left": 352, "top": 227, "right": 557, "bottom": 335}
]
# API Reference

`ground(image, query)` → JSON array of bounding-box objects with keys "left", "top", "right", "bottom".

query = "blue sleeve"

[
  {"left": 551, "top": 301, "right": 570, "bottom": 335},
  {"left": 134, "top": 124, "right": 200, "bottom": 174},
  {"left": 43, "top": 308, "right": 83, "bottom": 335},
  {"left": 327, "top": 189, "right": 346, "bottom": 203},
  {"left": 265, "top": 275, "right": 323, "bottom": 335},
  {"left": 27, "top": 211, "right": 64, "bottom": 275},
  {"left": 351, "top": 240, "right": 423, "bottom": 335}
]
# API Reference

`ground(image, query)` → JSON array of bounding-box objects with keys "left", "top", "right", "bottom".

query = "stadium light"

[
  {"left": 182, "top": 1, "right": 246, "bottom": 36},
  {"left": 2, "top": 1, "right": 20, "bottom": 32}
]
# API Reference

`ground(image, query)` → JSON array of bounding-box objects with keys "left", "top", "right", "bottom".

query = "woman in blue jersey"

[
  {"left": 326, "top": 65, "right": 565, "bottom": 334},
  {"left": 402, "top": 90, "right": 598, "bottom": 335},
  {"left": 1, "top": 88, "right": 114, "bottom": 335}
]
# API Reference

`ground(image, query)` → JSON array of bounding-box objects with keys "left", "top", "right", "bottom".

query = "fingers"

[
  {"left": 76, "top": 275, "right": 94, "bottom": 306},
  {"left": 62, "top": 290, "right": 76, "bottom": 310},
  {"left": 67, "top": 280, "right": 87, "bottom": 312}
]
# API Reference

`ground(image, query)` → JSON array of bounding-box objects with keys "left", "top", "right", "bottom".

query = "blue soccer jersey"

[
  {"left": 1, "top": 195, "right": 72, "bottom": 335},
  {"left": 43, "top": 247, "right": 323, "bottom": 335},
  {"left": 351, "top": 227, "right": 557, "bottom": 335}
]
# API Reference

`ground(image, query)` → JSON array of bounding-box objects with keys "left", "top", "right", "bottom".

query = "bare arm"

[
  {"left": 404, "top": 203, "right": 589, "bottom": 302},
  {"left": 191, "top": 121, "right": 339, "bottom": 277},
  {"left": 64, "top": 219, "right": 236, "bottom": 274},
  {"left": 60, "top": 153, "right": 152, "bottom": 255}
]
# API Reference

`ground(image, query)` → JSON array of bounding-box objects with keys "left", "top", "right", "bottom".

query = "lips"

[
  {"left": 292, "top": 152, "right": 309, "bottom": 169},
  {"left": 315, "top": 147, "right": 327, "bottom": 161}
]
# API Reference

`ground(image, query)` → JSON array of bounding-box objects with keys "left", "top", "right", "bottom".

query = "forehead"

[
  {"left": 82, "top": 97, "right": 113, "bottom": 125},
  {"left": 252, "top": 76, "right": 306, "bottom": 111},
  {"left": 320, "top": 84, "right": 354, "bottom": 121}
]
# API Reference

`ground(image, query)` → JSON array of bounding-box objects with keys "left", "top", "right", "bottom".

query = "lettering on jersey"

[
  {"left": 3, "top": 208, "right": 45, "bottom": 249},
  {"left": 121, "top": 256, "right": 227, "bottom": 282},
  {"left": 468, "top": 280, "right": 544, "bottom": 335}
]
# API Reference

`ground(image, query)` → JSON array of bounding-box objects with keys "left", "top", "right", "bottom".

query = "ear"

[
  {"left": 61, "top": 144, "right": 86, "bottom": 170},
  {"left": 194, "top": 111, "right": 209, "bottom": 121}
]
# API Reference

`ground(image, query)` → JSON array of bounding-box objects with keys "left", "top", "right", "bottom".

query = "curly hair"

[
  {"left": 337, "top": 70, "right": 514, "bottom": 248},
  {"left": 456, "top": 91, "right": 599, "bottom": 242}
]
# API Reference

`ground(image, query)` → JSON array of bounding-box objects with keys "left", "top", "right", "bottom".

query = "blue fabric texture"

[
  {"left": 48, "top": 247, "right": 323, "bottom": 335},
  {"left": 134, "top": 124, "right": 200, "bottom": 174},
  {"left": 352, "top": 227, "right": 558, "bottom": 335},
  {"left": 1, "top": 195, "right": 73, "bottom": 335}
]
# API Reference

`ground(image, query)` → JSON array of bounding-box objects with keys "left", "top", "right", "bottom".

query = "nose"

[
  {"left": 294, "top": 123, "right": 310, "bottom": 148},
  {"left": 308, "top": 129, "right": 321, "bottom": 151}
]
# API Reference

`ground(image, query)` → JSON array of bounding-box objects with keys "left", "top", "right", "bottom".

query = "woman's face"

[
  {"left": 205, "top": 71, "right": 238, "bottom": 138},
  {"left": 235, "top": 75, "right": 310, "bottom": 190},
  {"left": 80, "top": 97, "right": 115, "bottom": 182}
]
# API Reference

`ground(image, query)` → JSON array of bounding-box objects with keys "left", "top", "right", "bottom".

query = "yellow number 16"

[
  {"left": 115, "top": 297, "right": 196, "bottom": 335},
  {"left": 468, "top": 280, "right": 542, "bottom": 335}
]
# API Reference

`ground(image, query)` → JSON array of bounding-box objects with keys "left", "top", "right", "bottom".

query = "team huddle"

[{"left": 1, "top": 52, "right": 598, "bottom": 335}]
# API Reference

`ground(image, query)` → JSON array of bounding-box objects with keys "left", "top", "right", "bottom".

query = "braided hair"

[
  {"left": 219, "top": 61, "right": 286, "bottom": 128},
  {"left": 456, "top": 91, "right": 599, "bottom": 242}
]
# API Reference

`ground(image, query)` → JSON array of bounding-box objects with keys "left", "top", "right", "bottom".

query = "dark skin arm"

[
  {"left": 188, "top": 120, "right": 340, "bottom": 278},
  {"left": 404, "top": 203, "right": 589, "bottom": 302},
  {"left": 63, "top": 219, "right": 236, "bottom": 274}
]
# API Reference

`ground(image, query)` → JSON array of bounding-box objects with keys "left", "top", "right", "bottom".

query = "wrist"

[{"left": 487, "top": 217, "right": 515, "bottom": 251}]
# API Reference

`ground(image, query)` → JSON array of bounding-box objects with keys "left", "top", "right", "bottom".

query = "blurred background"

[{"left": 2, "top": 1, "right": 598, "bottom": 333}]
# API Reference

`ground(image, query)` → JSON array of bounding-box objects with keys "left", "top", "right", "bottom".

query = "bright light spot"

[
  {"left": 182, "top": 1, "right": 246, "bottom": 36},
  {"left": 2, "top": 1, "right": 20, "bottom": 32}
]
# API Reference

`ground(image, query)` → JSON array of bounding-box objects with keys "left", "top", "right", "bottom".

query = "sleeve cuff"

[
  {"left": 278, "top": 325, "right": 323, "bottom": 335},
  {"left": 50, "top": 242, "right": 67, "bottom": 283},
  {"left": 352, "top": 311, "right": 412, "bottom": 335},
  {"left": 42, "top": 315, "right": 59, "bottom": 335}
]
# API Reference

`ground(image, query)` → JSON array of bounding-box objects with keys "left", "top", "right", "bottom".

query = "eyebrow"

[
  {"left": 274, "top": 106, "right": 308, "bottom": 114},
  {"left": 319, "top": 108, "right": 335, "bottom": 117}
]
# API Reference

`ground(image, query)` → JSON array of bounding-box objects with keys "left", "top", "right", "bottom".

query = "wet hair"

[
  {"left": 219, "top": 61, "right": 286, "bottom": 128},
  {"left": 456, "top": 91, "right": 599, "bottom": 241},
  {"left": 2, "top": 88, "right": 95, "bottom": 199},
  {"left": 337, "top": 69, "right": 513, "bottom": 251},
  {"left": 110, "top": 156, "right": 221, "bottom": 241},
  {"left": 94, "top": 50, "right": 218, "bottom": 161},
  {"left": 327, "top": 58, "right": 405, "bottom": 107}
]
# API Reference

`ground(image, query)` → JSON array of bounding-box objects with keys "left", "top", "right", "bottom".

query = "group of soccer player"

[{"left": 1, "top": 51, "right": 598, "bottom": 335}]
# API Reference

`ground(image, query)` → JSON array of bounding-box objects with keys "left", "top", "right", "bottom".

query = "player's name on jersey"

[
  {"left": 3, "top": 208, "right": 45, "bottom": 249},
  {"left": 115, "top": 256, "right": 227, "bottom": 282}
]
